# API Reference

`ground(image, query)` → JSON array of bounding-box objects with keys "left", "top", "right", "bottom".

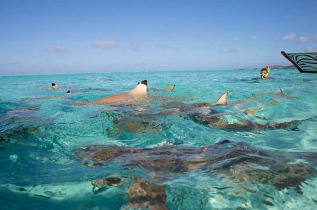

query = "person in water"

[
  {"left": 52, "top": 83, "right": 59, "bottom": 90},
  {"left": 259, "top": 66, "right": 273, "bottom": 80}
]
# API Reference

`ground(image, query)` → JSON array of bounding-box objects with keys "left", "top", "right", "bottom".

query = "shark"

[
  {"left": 68, "top": 79, "right": 305, "bottom": 134},
  {"left": 69, "top": 80, "right": 150, "bottom": 106},
  {"left": 92, "top": 80, "right": 148, "bottom": 105}
]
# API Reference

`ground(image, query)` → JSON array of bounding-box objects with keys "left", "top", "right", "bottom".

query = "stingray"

[{"left": 73, "top": 140, "right": 317, "bottom": 209}]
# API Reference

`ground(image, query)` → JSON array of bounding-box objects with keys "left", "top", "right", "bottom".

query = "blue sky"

[{"left": 1, "top": 0, "right": 317, "bottom": 75}]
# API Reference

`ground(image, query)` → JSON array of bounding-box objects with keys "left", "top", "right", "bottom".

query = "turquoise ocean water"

[{"left": 0, "top": 70, "right": 316, "bottom": 209}]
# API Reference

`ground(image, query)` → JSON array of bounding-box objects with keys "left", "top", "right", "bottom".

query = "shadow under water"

[{"left": 73, "top": 140, "right": 317, "bottom": 209}]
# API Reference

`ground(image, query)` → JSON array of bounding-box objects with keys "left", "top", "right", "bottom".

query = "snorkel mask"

[{"left": 260, "top": 66, "right": 270, "bottom": 78}]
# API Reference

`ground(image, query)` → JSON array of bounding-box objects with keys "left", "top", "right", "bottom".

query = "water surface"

[{"left": 0, "top": 70, "right": 316, "bottom": 209}]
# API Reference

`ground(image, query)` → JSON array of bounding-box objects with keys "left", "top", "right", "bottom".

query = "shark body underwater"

[
  {"left": 86, "top": 80, "right": 308, "bottom": 135},
  {"left": 73, "top": 140, "right": 317, "bottom": 209}
]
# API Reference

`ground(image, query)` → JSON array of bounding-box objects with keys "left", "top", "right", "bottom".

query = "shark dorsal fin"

[
  {"left": 214, "top": 92, "right": 228, "bottom": 105},
  {"left": 130, "top": 80, "right": 148, "bottom": 98},
  {"left": 163, "top": 85, "right": 175, "bottom": 91}
]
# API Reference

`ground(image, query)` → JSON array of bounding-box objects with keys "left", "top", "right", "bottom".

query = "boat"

[{"left": 281, "top": 51, "right": 317, "bottom": 73}]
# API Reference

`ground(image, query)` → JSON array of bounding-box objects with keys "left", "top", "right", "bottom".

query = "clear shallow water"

[{"left": 0, "top": 70, "right": 316, "bottom": 209}]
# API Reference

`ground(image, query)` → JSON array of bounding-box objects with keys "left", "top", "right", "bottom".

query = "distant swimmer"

[
  {"left": 259, "top": 66, "right": 274, "bottom": 80},
  {"left": 35, "top": 82, "right": 78, "bottom": 91},
  {"left": 35, "top": 82, "right": 60, "bottom": 91},
  {"left": 52, "top": 83, "right": 59, "bottom": 90}
]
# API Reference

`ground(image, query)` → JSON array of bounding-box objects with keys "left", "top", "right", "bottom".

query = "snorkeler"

[
  {"left": 259, "top": 66, "right": 273, "bottom": 80},
  {"left": 35, "top": 83, "right": 77, "bottom": 91}
]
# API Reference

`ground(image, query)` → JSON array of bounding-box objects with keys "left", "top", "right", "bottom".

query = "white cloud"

[
  {"left": 93, "top": 41, "right": 117, "bottom": 49},
  {"left": 46, "top": 45, "right": 68, "bottom": 53},
  {"left": 249, "top": 35, "right": 256, "bottom": 40},
  {"left": 233, "top": 37, "right": 239, "bottom": 42},
  {"left": 305, "top": 46, "right": 315, "bottom": 52},
  {"left": 312, "top": 34, "right": 317, "bottom": 42},
  {"left": 282, "top": 33, "right": 296, "bottom": 41},
  {"left": 299, "top": 37, "right": 309, "bottom": 42}
]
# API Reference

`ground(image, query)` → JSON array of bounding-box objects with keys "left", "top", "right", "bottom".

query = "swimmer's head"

[
  {"left": 260, "top": 68, "right": 268, "bottom": 78},
  {"left": 52, "top": 83, "right": 59, "bottom": 89},
  {"left": 66, "top": 90, "right": 71, "bottom": 95}
]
